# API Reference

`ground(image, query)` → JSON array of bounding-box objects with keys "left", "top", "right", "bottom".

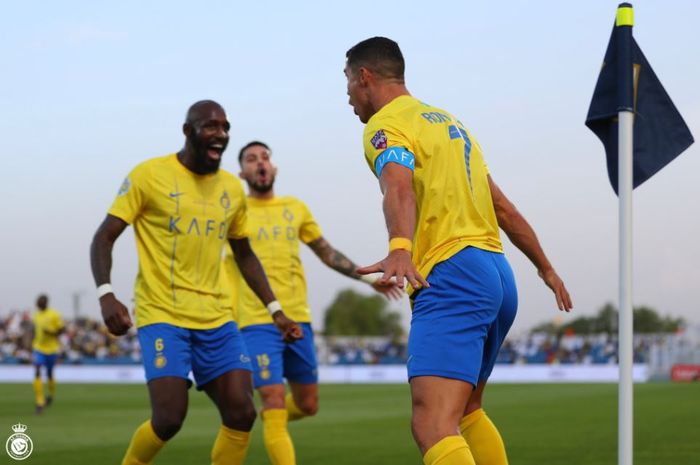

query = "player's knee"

[
  {"left": 297, "top": 397, "right": 318, "bottom": 417},
  {"left": 410, "top": 415, "right": 433, "bottom": 452},
  {"left": 410, "top": 404, "right": 458, "bottom": 453},
  {"left": 224, "top": 402, "right": 257, "bottom": 431},
  {"left": 152, "top": 411, "right": 186, "bottom": 440}
]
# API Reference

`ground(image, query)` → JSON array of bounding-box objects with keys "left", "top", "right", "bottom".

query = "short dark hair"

[
  {"left": 346, "top": 37, "right": 405, "bottom": 81},
  {"left": 238, "top": 141, "right": 270, "bottom": 164}
]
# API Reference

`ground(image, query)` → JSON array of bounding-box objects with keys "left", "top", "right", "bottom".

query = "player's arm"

[
  {"left": 44, "top": 327, "right": 65, "bottom": 337},
  {"left": 229, "top": 237, "right": 302, "bottom": 342},
  {"left": 90, "top": 214, "right": 134, "bottom": 335},
  {"left": 487, "top": 175, "right": 572, "bottom": 311},
  {"left": 307, "top": 237, "right": 403, "bottom": 300},
  {"left": 357, "top": 163, "right": 429, "bottom": 290}
]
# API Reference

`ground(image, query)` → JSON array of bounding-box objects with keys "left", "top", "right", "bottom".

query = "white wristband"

[
  {"left": 360, "top": 274, "right": 379, "bottom": 285},
  {"left": 266, "top": 300, "right": 282, "bottom": 316},
  {"left": 97, "top": 283, "right": 114, "bottom": 298}
]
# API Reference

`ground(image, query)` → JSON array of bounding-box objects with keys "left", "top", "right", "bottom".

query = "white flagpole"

[{"left": 618, "top": 108, "right": 634, "bottom": 465}]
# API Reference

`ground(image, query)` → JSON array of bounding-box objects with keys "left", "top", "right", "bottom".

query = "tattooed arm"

[
  {"left": 306, "top": 237, "right": 403, "bottom": 299},
  {"left": 307, "top": 237, "right": 361, "bottom": 278}
]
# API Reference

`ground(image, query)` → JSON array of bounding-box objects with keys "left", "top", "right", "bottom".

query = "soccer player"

[
  {"left": 344, "top": 38, "right": 573, "bottom": 465},
  {"left": 89, "top": 100, "right": 302, "bottom": 465},
  {"left": 31, "top": 293, "right": 64, "bottom": 414},
  {"left": 227, "top": 140, "right": 402, "bottom": 465}
]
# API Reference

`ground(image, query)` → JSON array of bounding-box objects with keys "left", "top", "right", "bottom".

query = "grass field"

[{"left": 0, "top": 383, "right": 698, "bottom": 464}]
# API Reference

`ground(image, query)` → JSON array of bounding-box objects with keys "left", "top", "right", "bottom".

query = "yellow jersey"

[
  {"left": 108, "top": 154, "right": 248, "bottom": 329},
  {"left": 220, "top": 242, "right": 238, "bottom": 322},
  {"left": 32, "top": 308, "right": 63, "bottom": 354},
  {"left": 227, "top": 196, "right": 322, "bottom": 328},
  {"left": 363, "top": 95, "right": 503, "bottom": 291}
]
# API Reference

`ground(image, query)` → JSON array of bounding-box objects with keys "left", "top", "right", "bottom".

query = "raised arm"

[
  {"left": 487, "top": 175, "right": 572, "bottom": 311},
  {"left": 229, "top": 237, "right": 302, "bottom": 341},
  {"left": 90, "top": 214, "right": 133, "bottom": 335},
  {"left": 307, "top": 237, "right": 403, "bottom": 299},
  {"left": 357, "top": 163, "right": 429, "bottom": 290}
]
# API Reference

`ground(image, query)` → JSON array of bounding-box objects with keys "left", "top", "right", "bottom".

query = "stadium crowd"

[
  {"left": 1, "top": 311, "right": 140, "bottom": 365},
  {"left": 1, "top": 312, "right": 668, "bottom": 366}
]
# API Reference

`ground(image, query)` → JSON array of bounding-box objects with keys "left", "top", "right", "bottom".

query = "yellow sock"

[
  {"left": 285, "top": 393, "right": 306, "bottom": 421},
  {"left": 48, "top": 378, "right": 56, "bottom": 398},
  {"left": 33, "top": 378, "right": 45, "bottom": 407},
  {"left": 423, "top": 435, "right": 475, "bottom": 465},
  {"left": 122, "top": 420, "right": 165, "bottom": 465},
  {"left": 459, "top": 409, "right": 508, "bottom": 465},
  {"left": 262, "top": 409, "right": 295, "bottom": 465},
  {"left": 211, "top": 425, "right": 251, "bottom": 465}
]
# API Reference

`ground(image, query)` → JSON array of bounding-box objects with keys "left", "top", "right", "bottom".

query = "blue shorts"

[
  {"left": 138, "top": 321, "right": 251, "bottom": 390},
  {"left": 241, "top": 323, "right": 317, "bottom": 388},
  {"left": 409, "top": 246, "right": 518, "bottom": 386},
  {"left": 33, "top": 351, "right": 58, "bottom": 370}
]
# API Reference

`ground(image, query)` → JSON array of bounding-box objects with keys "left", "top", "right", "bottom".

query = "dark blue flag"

[{"left": 585, "top": 5, "right": 694, "bottom": 194}]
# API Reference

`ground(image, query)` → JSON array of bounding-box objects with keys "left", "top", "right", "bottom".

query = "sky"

[{"left": 1, "top": 1, "right": 698, "bottom": 335}]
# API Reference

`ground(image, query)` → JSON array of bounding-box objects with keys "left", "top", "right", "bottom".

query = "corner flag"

[
  {"left": 586, "top": 5, "right": 694, "bottom": 465},
  {"left": 585, "top": 4, "right": 694, "bottom": 194}
]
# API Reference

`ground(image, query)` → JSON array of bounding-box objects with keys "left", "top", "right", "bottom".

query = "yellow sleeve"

[
  {"left": 53, "top": 311, "right": 64, "bottom": 331},
  {"left": 363, "top": 115, "right": 415, "bottom": 178},
  {"left": 297, "top": 200, "right": 323, "bottom": 244},
  {"left": 471, "top": 137, "right": 490, "bottom": 175},
  {"left": 107, "top": 162, "right": 151, "bottom": 224},
  {"left": 227, "top": 183, "right": 249, "bottom": 240}
]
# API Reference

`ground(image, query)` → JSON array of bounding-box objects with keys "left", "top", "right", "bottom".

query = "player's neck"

[
  {"left": 372, "top": 83, "right": 410, "bottom": 114},
  {"left": 177, "top": 149, "right": 198, "bottom": 173},
  {"left": 249, "top": 189, "right": 275, "bottom": 200}
]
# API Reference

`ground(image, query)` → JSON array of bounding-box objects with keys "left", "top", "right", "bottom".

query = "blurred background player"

[
  {"left": 32, "top": 293, "right": 64, "bottom": 414},
  {"left": 344, "top": 37, "right": 572, "bottom": 465},
  {"left": 90, "top": 101, "right": 302, "bottom": 465},
  {"left": 224, "top": 141, "right": 402, "bottom": 465}
]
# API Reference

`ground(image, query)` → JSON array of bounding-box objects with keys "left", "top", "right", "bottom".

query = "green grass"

[{"left": 0, "top": 383, "right": 698, "bottom": 464}]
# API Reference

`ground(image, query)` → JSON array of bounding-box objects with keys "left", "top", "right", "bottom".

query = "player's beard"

[
  {"left": 248, "top": 176, "right": 275, "bottom": 194},
  {"left": 190, "top": 131, "right": 223, "bottom": 174}
]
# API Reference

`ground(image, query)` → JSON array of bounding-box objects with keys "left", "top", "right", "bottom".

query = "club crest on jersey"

[
  {"left": 220, "top": 190, "right": 231, "bottom": 209},
  {"left": 371, "top": 130, "right": 387, "bottom": 150},
  {"left": 154, "top": 354, "right": 167, "bottom": 369}
]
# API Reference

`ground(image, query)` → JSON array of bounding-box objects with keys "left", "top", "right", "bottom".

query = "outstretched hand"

[
  {"left": 357, "top": 250, "right": 429, "bottom": 291},
  {"left": 272, "top": 311, "right": 304, "bottom": 343},
  {"left": 370, "top": 279, "right": 404, "bottom": 300},
  {"left": 538, "top": 268, "right": 573, "bottom": 312}
]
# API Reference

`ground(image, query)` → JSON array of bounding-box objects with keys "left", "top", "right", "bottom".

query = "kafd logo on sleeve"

[{"left": 5, "top": 423, "right": 33, "bottom": 460}]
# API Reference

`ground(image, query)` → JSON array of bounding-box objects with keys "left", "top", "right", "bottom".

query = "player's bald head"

[
  {"left": 185, "top": 100, "right": 226, "bottom": 126},
  {"left": 345, "top": 37, "right": 405, "bottom": 82},
  {"left": 36, "top": 294, "right": 48, "bottom": 309}
]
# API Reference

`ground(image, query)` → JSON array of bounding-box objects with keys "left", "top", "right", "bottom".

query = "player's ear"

[
  {"left": 359, "top": 67, "right": 371, "bottom": 86},
  {"left": 183, "top": 123, "right": 192, "bottom": 137},
  {"left": 271, "top": 164, "right": 279, "bottom": 177}
]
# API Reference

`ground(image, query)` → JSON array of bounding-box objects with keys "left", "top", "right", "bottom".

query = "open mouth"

[
  {"left": 207, "top": 143, "right": 224, "bottom": 161},
  {"left": 256, "top": 167, "right": 269, "bottom": 183}
]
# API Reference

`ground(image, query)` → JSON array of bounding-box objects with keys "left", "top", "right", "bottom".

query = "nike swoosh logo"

[{"left": 169, "top": 192, "right": 184, "bottom": 198}]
